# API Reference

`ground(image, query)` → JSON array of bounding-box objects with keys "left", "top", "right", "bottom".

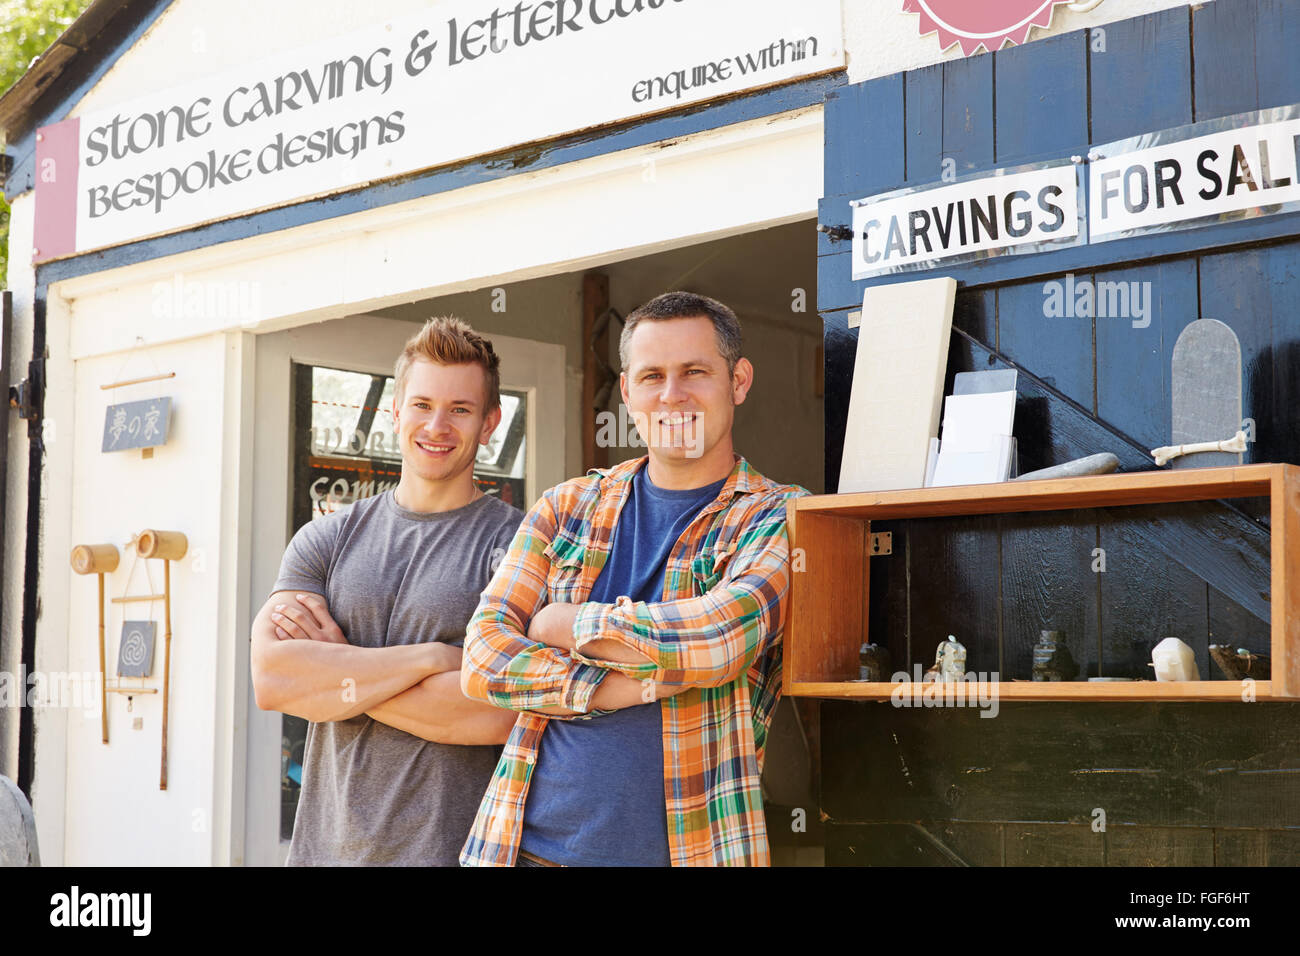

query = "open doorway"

[
  {"left": 371, "top": 218, "right": 824, "bottom": 494},
  {"left": 244, "top": 218, "right": 823, "bottom": 865}
]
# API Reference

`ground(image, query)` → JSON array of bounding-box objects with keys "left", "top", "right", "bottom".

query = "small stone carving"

[
  {"left": 858, "top": 643, "right": 892, "bottom": 682},
  {"left": 923, "top": 636, "right": 967, "bottom": 682},
  {"left": 1014, "top": 453, "right": 1120, "bottom": 482},
  {"left": 1031, "top": 630, "right": 1079, "bottom": 682},
  {"left": 1209, "top": 644, "right": 1271, "bottom": 681}
]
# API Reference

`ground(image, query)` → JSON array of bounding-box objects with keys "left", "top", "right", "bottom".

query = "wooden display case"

[{"left": 784, "top": 464, "right": 1300, "bottom": 701}]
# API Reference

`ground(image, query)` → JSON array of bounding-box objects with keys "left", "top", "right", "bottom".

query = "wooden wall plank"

[
  {"left": 1193, "top": 0, "right": 1300, "bottom": 122},
  {"left": 906, "top": 515, "right": 1001, "bottom": 675},
  {"left": 821, "top": 701, "right": 1300, "bottom": 829},
  {"left": 1216, "top": 828, "right": 1300, "bottom": 866},
  {"left": 1255, "top": 0, "right": 1300, "bottom": 109},
  {"left": 819, "top": 74, "right": 905, "bottom": 258},
  {"left": 1199, "top": 243, "right": 1298, "bottom": 468},
  {"left": 823, "top": 822, "right": 1003, "bottom": 866},
  {"left": 1094, "top": 258, "right": 1199, "bottom": 455},
  {"left": 994, "top": 31, "right": 1089, "bottom": 164},
  {"left": 1007, "top": 825, "right": 1105, "bottom": 866},
  {"left": 822, "top": 308, "right": 856, "bottom": 493},
  {"left": 1192, "top": 0, "right": 1259, "bottom": 120},
  {"left": 997, "top": 275, "right": 1096, "bottom": 415},
  {"left": 823, "top": 74, "right": 906, "bottom": 199},
  {"left": 941, "top": 55, "right": 995, "bottom": 176},
  {"left": 1097, "top": 507, "right": 1211, "bottom": 680},
  {"left": 1105, "top": 826, "right": 1215, "bottom": 866},
  {"left": 1000, "top": 510, "right": 1099, "bottom": 681},
  {"left": 1089, "top": 6, "right": 1193, "bottom": 144},
  {"left": 905, "top": 64, "right": 944, "bottom": 184},
  {"left": 787, "top": 509, "right": 867, "bottom": 684}
]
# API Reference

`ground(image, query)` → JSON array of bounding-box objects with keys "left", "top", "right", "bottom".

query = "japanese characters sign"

[{"left": 102, "top": 397, "right": 172, "bottom": 453}]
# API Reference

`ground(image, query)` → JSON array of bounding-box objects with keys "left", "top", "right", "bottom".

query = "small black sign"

[{"left": 102, "top": 397, "right": 171, "bottom": 452}]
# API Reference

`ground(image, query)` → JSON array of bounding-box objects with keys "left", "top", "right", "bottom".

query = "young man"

[
  {"left": 250, "top": 317, "right": 523, "bottom": 866},
  {"left": 460, "top": 291, "right": 805, "bottom": 867}
]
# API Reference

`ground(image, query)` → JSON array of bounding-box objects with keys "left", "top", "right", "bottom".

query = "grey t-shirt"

[{"left": 272, "top": 489, "right": 523, "bottom": 866}]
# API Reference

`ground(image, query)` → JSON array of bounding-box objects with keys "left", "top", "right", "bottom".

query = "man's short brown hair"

[
  {"left": 394, "top": 317, "right": 501, "bottom": 410},
  {"left": 619, "top": 291, "right": 743, "bottom": 375}
]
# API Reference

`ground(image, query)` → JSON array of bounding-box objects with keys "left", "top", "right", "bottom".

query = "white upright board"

[{"left": 838, "top": 277, "right": 957, "bottom": 493}]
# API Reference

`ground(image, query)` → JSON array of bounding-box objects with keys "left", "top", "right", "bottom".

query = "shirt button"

[{"left": 524, "top": 753, "right": 535, "bottom": 765}]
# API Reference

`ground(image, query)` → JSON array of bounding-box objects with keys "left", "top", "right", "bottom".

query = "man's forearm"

[
  {"left": 251, "top": 601, "right": 460, "bottom": 721},
  {"left": 527, "top": 602, "right": 652, "bottom": 665},
  {"left": 366, "top": 671, "right": 518, "bottom": 745},
  {"left": 527, "top": 672, "right": 686, "bottom": 716}
]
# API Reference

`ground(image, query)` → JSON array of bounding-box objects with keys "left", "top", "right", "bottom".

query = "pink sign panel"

[
  {"left": 33, "top": 117, "right": 80, "bottom": 263},
  {"left": 902, "top": 0, "right": 1073, "bottom": 56}
]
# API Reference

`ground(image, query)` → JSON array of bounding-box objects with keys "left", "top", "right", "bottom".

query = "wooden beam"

[{"left": 581, "top": 273, "right": 610, "bottom": 474}]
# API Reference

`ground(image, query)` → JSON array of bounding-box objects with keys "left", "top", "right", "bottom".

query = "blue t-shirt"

[{"left": 519, "top": 466, "right": 727, "bottom": 866}]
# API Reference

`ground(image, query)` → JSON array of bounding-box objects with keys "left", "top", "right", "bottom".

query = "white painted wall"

[{"left": 58, "top": 334, "right": 235, "bottom": 865}]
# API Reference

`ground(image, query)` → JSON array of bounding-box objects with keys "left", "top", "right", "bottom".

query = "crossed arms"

[
  {"left": 459, "top": 489, "right": 794, "bottom": 717},
  {"left": 250, "top": 590, "right": 517, "bottom": 746}
]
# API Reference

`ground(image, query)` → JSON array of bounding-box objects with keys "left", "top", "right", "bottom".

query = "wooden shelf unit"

[{"left": 784, "top": 464, "right": 1300, "bottom": 701}]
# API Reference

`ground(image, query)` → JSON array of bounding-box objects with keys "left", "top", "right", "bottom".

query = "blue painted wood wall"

[{"left": 816, "top": 0, "right": 1300, "bottom": 866}]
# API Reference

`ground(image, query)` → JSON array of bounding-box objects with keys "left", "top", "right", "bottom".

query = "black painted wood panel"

[
  {"left": 1194, "top": 0, "right": 1300, "bottom": 121},
  {"left": 1000, "top": 509, "right": 1099, "bottom": 681},
  {"left": 1088, "top": 6, "right": 1192, "bottom": 145},
  {"left": 1094, "top": 258, "right": 1199, "bottom": 455},
  {"left": 817, "top": 0, "right": 1300, "bottom": 866},
  {"left": 940, "top": 55, "right": 995, "bottom": 177},
  {"left": 994, "top": 31, "right": 1088, "bottom": 165},
  {"left": 1200, "top": 243, "right": 1300, "bottom": 467},
  {"left": 997, "top": 275, "right": 1095, "bottom": 414},
  {"left": 905, "top": 64, "right": 944, "bottom": 185},
  {"left": 822, "top": 701, "right": 1300, "bottom": 831},
  {"left": 1097, "top": 509, "right": 1211, "bottom": 679}
]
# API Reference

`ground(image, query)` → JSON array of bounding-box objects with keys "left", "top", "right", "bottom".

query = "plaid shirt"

[{"left": 459, "top": 454, "right": 806, "bottom": 866}]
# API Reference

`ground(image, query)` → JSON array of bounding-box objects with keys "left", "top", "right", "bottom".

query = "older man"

[{"left": 461, "top": 291, "right": 805, "bottom": 867}]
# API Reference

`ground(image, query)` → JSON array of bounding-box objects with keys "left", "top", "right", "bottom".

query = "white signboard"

[
  {"left": 1090, "top": 106, "right": 1300, "bottom": 241},
  {"left": 850, "top": 160, "right": 1081, "bottom": 279},
  {"left": 35, "top": 0, "right": 843, "bottom": 260}
]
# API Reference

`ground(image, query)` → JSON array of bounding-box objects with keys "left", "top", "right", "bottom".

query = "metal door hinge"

[{"left": 9, "top": 357, "right": 44, "bottom": 422}]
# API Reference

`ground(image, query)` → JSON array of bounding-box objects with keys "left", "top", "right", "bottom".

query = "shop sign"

[
  {"left": 902, "top": 0, "right": 1073, "bottom": 56},
  {"left": 34, "top": 0, "right": 843, "bottom": 262},
  {"left": 1090, "top": 105, "right": 1300, "bottom": 242},
  {"left": 102, "top": 397, "right": 171, "bottom": 452},
  {"left": 851, "top": 160, "right": 1082, "bottom": 279}
]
